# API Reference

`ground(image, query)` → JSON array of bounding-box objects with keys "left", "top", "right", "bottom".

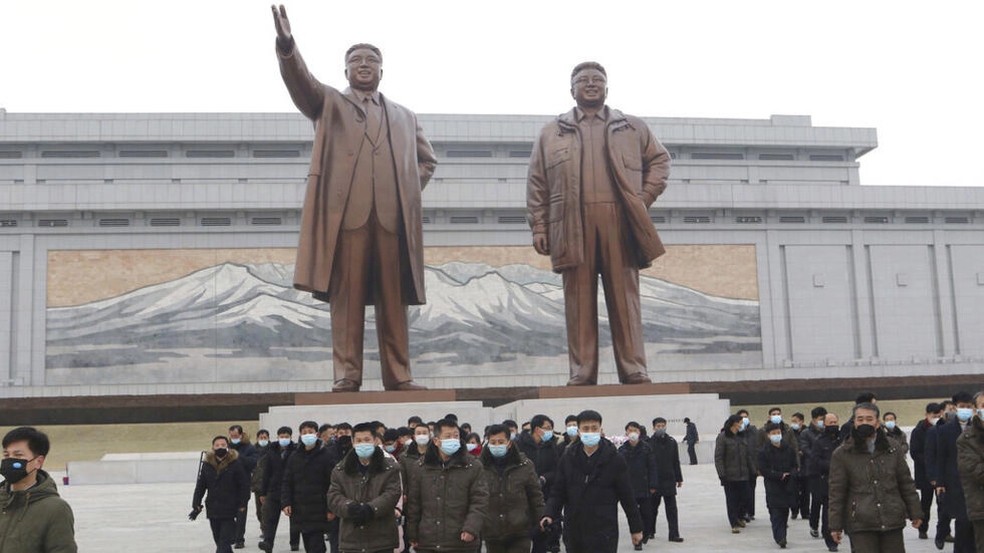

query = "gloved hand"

[
  {"left": 347, "top": 502, "right": 374, "bottom": 525},
  {"left": 188, "top": 505, "right": 203, "bottom": 520}
]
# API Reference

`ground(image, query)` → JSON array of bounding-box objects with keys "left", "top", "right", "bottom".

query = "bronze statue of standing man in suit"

[
  {"left": 272, "top": 5, "right": 436, "bottom": 392},
  {"left": 527, "top": 62, "right": 671, "bottom": 386}
]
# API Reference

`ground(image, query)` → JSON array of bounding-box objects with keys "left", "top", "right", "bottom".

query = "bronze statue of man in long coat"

[
  {"left": 272, "top": 5, "right": 436, "bottom": 392},
  {"left": 527, "top": 62, "right": 670, "bottom": 386}
]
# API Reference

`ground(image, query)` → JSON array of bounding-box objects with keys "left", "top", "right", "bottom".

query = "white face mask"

[
  {"left": 414, "top": 434, "right": 430, "bottom": 446},
  {"left": 627, "top": 432, "right": 640, "bottom": 442}
]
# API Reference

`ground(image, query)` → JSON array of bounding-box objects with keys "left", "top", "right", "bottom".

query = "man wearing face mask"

[
  {"left": 326, "top": 422, "right": 402, "bottom": 553},
  {"left": 516, "top": 415, "right": 562, "bottom": 553},
  {"left": 618, "top": 421, "right": 658, "bottom": 550},
  {"left": 479, "top": 424, "right": 545, "bottom": 553},
  {"left": 648, "top": 417, "right": 684, "bottom": 543},
  {"left": 882, "top": 412, "right": 908, "bottom": 452},
  {"left": 927, "top": 399, "right": 956, "bottom": 548},
  {"left": 259, "top": 426, "right": 299, "bottom": 552},
  {"left": 541, "top": 410, "right": 644, "bottom": 553},
  {"left": 805, "top": 412, "right": 841, "bottom": 551},
  {"left": 227, "top": 424, "right": 259, "bottom": 549},
  {"left": 956, "top": 391, "right": 984, "bottom": 553},
  {"left": 735, "top": 409, "right": 759, "bottom": 522},
  {"left": 758, "top": 422, "right": 799, "bottom": 548},
  {"left": 252, "top": 429, "right": 271, "bottom": 542},
  {"left": 801, "top": 406, "right": 827, "bottom": 532},
  {"left": 910, "top": 402, "right": 943, "bottom": 541},
  {"left": 936, "top": 391, "right": 978, "bottom": 553},
  {"left": 193, "top": 436, "right": 251, "bottom": 553},
  {"left": 789, "top": 412, "right": 811, "bottom": 521},
  {"left": 282, "top": 421, "right": 335, "bottom": 553},
  {"left": 0, "top": 427, "right": 77, "bottom": 553},
  {"left": 406, "top": 418, "right": 489, "bottom": 552},
  {"left": 561, "top": 415, "right": 579, "bottom": 451},
  {"left": 398, "top": 423, "right": 432, "bottom": 553},
  {"left": 829, "top": 402, "right": 923, "bottom": 552}
]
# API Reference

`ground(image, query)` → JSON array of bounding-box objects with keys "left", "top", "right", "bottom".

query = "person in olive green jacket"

[
  {"left": 0, "top": 426, "right": 77, "bottom": 553},
  {"left": 479, "top": 424, "right": 545, "bottom": 553},
  {"left": 828, "top": 403, "right": 923, "bottom": 553},
  {"left": 406, "top": 418, "right": 489, "bottom": 552},
  {"left": 956, "top": 392, "right": 984, "bottom": 553},
  {"left": 326, "top": 422, "right": 403, "bottom": 553}
]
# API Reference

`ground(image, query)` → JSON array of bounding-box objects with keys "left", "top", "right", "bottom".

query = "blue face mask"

[
  {"left": 580, "top": 432, "right": 601, "bottom": 447},
  {"left": 566, "top": 426, "right": 578, "bottom": 437},
  {"left": 815, "top": 420, "right": 825, "bottom": 429},
  {"left": 354, "top": 443, "right": 376, "bottom": 459},
  {"left": 978, "top": 409, "right": 984, "bottom": 420},
  {"left": 741, "top": 418, "right": 750, "bottom": 430},
  {"left": 958, "top": 408, "right": 974, "bottom": 422},
  {"left": 300, "top": 434, "right": 318, "bottom": 447},
  {"left": 770, "top": 415, "right": 782, "bottom": 425},
  {"left": 439, "top": 439, "right": 461, "bottom": 456},
  {"left": 769, "top": 434, "right": 782, "bottom": 445},
  {"left": 257, "top": 439, "right": 269, "bottom": 448},
  {"left": 790, "top": 424, "right": 800, "bottom": 431},
  {"left": 541, "top": 429, "right": 554, "bottom": 442},
  {"left": 884, "top": 421, "right": 896, "bottom": 430},
  {"left": 230, "top": 438, "right": 241, "bottom": 445},
  {"left": 384, "top": 444, "right": 397, "bottom": 453},
  {"left": 488, "top": 444, "right": 509, "bottom": 458},
  {"left": 278, "top": 438, "right": 291, "bottom": 447}
]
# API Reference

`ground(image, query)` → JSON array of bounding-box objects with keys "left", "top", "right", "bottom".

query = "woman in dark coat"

[{"left": 192, "top": 436, "right": 251, "bottom": 553}]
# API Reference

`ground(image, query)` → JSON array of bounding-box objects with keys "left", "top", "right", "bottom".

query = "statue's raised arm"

[{"left": 271, "top": 4, "right": 293, "bottom": 52}]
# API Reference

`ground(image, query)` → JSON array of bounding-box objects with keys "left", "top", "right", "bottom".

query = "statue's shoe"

[
  {"left": 389, "top": 381, "right": 427, "bottom": 391},
  {"left": 332, "top": 379, "right": 361, "bottom": 392}
]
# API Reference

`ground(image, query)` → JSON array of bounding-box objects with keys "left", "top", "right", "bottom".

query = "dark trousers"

[
  {"left": 973, "top": 520, "right": 984, "bottom": 553},
  {"left": 954, "top": 518, "right": 976, "bottom": 553},
  {"left": 233, "top": 502, "right": 247, "bottom": 544},
  {"left": 485, "top": 537, "right": 532, "bottom": 553},
  {"left": 809, "top": 477, "right": 823, "bottom": 530},
  {"left": 209, "top": 518, "right": 236, "bottom": 553},
  {"left": 847, "top": 528, "right": 905, "bottom": 553},
  {"left": 326, "top": 518, "right": 339, "bottom": 553},
  {"left": 301, "top": 530, "right": 327, "bottom": 553},
  {"left": 633, "top": 495, "right": 654, "bottom": 541},
  {"left": 939, "top": 491, "right": 953, "bottom": 539},
  {"left": 742, "top": 478, "right": 757, "bottom": 518},
  {"left": 723, "top": 481, "right": 747, "bottom": 527},
  {"left": 687, "top": 442, "right": 698, "bottom": 465},
  {"left": 768, "top": 506, "right": 789, "bottom": 544},
  {"left": 793, "top": 474, "right": 810, "bottom": 518},
  {"left": 917, "top": 484, "right": 934, "bottom": 534},
  {"left": 531, "top": 519, "right": 561, "bottom": 553},
  {"left": 651, "top": 493, "right": 680, "bottom": 539}
]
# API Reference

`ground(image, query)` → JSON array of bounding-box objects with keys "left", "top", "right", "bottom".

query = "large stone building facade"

[{"left": 1, "top": 110, "right": 982, "bottom": 397}]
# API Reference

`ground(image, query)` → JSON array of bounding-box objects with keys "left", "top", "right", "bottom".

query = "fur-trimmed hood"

[{"left": 205, "top": 448, "right": 240, "bottom": 473}]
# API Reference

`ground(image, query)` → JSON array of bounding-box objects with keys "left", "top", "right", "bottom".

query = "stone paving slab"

[{"left": 57, "top": 464, "right": 939, "bottom": 552}]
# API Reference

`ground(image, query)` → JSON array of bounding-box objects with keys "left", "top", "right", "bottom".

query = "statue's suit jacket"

[{"left": 278, "top": 43, "right": 437, "bottom": 305}]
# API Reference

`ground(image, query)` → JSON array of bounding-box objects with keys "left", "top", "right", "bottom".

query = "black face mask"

[
  {"left": 1, "top": 457, "right": 35, "bottom": 484},
  {"left": 825, "top": 425, "right": 840, "bottom": 435},
  {"left": 214, "top": 448, "right": 228, "bottom": 458},
  {"left": 854, "top": 424, "right": 876, "bottom": 440}
]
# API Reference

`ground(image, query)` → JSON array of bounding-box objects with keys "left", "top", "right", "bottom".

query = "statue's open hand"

[{"left": 271, "top": 4, "right": 292, "bottom": 45}]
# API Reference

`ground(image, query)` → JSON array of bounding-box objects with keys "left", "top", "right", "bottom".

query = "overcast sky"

[{"left": 3, "top": 1, "right": 982, "bottom": 187}]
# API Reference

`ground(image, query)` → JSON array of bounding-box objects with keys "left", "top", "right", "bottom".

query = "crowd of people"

[
  {"left": 713, "top": 391, "right": 984, "bottom": 553},
  {"left": 190, "top": 411, "right": 692, "bottom": 553}
]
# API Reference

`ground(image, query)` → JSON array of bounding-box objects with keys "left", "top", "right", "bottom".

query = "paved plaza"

[{"left": 56, "top": 463, "right": 939, "bottom": 552}]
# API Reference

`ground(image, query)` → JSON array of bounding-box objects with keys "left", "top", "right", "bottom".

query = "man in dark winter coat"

[
  {"left": 326, "top": 422, "right": 403, "bottom": 553},
  {"left": 736, "top": 409, "right": 759, "bottom": 521},
  {"left": 405, "top": 418, "right": 489, "bottom": 553},
  {"left": 683, "top": 417, "right": 699, "bottom": 465},
  {"left": 648, "top": 417, "right": 684, "bottom": 542},
  {"left": 801, "top": 406, "right": 827, "bottom": 535},
  {"left": 516, "top": 414, "right": 562, "bottom": 553},
  {"left": 829, "top": 403, "right": 923, "bottom": 553},
  {"left": 618, "top": 421, "right": 658, "bottom": 548},
  {"left": 480, "top": 424, "right": 545, "bottom": 553},
  {"left": 805, "top": 412, "right": 841, "bottom": 551},
  {"left": 282, "top": 421, "right": 335, "bottom": 553},
  {"left": 0, "top": 426, "right": 77, "bottom": 553},
  {"left": 229, "top": 424, "right": 259, "bottom": 549},
  {"left": 910, "top": 402, "right": 942, "bottom": 541},
  {"left": 252, "top": 429, "right": 271, "bottom": 536},
  {"left": 956, "top": 392, "right": 984, "bottom": 553},
  {"left": 259, "top": 426, "right": 298, "bottom": 552},
  {"left": 716, "top": 415, "right": 753, "bottom": 533},
  {"left": 936, "top": 391, "right": 977, "bottom": 553},
  {"left": 541, "top": 410, "right": 643, "bottom": 553},
  {"left": 927, "top": 400, "right": 955, "bottom": 547},
  {"left": 759, "top": 422, "right": 799, "bottom": 548},
  {"left": 193, "top": 436, "right": 251, "bottom": 553}
]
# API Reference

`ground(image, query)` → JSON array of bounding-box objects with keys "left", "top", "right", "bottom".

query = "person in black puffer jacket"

[
  {"left": 618, "top": 421, "right": 658, "bottom": 547},
  {"left": 259, "top": 426, "right": 298, "bottom": 552},
  {"left": 282, "top": 421, "right": 335, "bottom": 553},
  {"left": 192, "top": 436, "right": 251, "bottom": 553},
  {"left": 516, "top": 415, "right": 562, "bottom": 553},
  {"left": 759, "top": 422, "right": 799, "bottom": 548}
]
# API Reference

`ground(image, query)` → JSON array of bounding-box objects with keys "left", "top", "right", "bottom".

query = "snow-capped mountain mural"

[{"left": 45, "top": 261, "right": 761, "bottom": 375}]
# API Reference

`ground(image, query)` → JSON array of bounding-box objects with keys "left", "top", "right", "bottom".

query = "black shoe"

[
  {"left": 946, "top": 535, "right": 956, "bottom": 543},
  {"left": 828, "top": 546, "right": 838, "bottom": 552},
  {"left": 258, "top": 542, "right": 272, "bottom": 552},
  {"left": 778, "top": 539, "right": 787, "bottom": 548},
  {"left": 290, "top": 546, "right": 300, "bottom": 552},
  {"left": 234, "top": 542, "right": 245, "bottom": 550},
  {"left": 669, "top": 536, "right": 684, "bottom": 543},
  {"left": 919, "top": 530, "right": 928, "bottom": 539},
  {"left": 791, "top": 513, "right": 798, "bottom": 519},
  {"left": 810, "top": 528, "right": 820, "bottom": 538},
  {"left": 634, "top": 544, "right": 643, "bottom": 551},
  {"left": 936, "top": 535, "right": 946, "bottom": 550}
]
